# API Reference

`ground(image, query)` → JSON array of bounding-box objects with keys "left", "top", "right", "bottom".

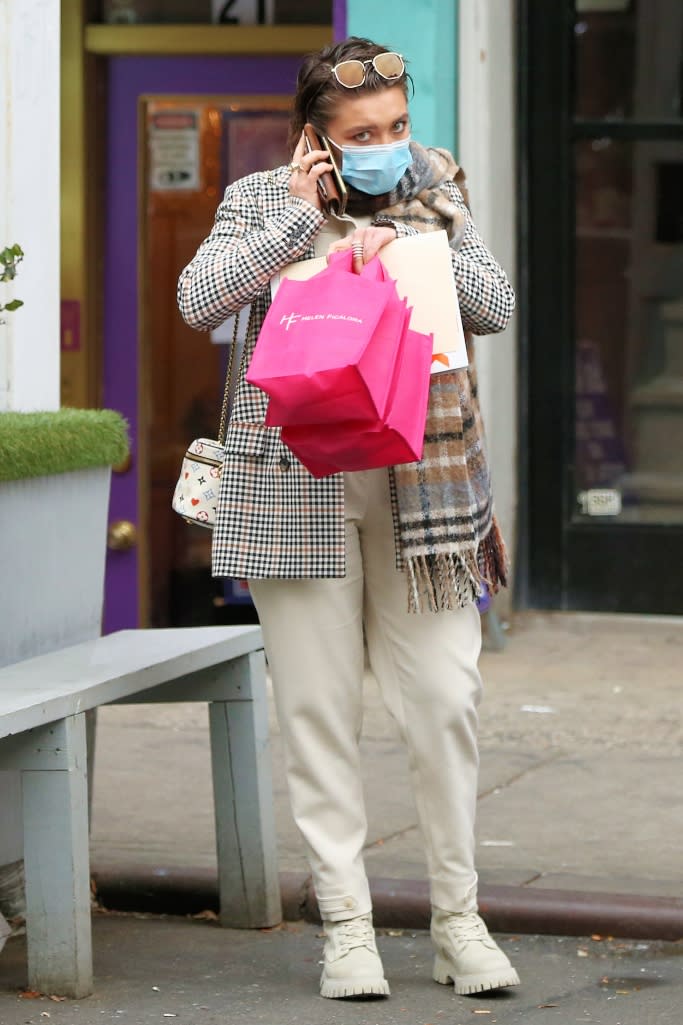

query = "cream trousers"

[{"left": 248, "top": 467, "right": 483, "bottom": 921}]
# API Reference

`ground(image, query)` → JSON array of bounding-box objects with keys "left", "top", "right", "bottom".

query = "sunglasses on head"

[{"left": 331, "top": 52, "right": 406, "bottom": 89}]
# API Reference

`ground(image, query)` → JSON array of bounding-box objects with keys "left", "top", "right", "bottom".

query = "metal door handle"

[{"left": 107, "top": 520, "right": 138, "bottom": 551}]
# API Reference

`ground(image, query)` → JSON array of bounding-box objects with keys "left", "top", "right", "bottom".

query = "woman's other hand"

[
  {"left": 288, "top": 131, "right": 334, "bottom": 211},
  {"left": 327, "top": 226, "right": 397, "bottom": 273}
]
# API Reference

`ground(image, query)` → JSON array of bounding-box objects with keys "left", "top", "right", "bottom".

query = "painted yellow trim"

[
  {"left": 85, "top": 24, "right": 332, "bottom": 56},
  {"left": 60, "top": 0, "right": 91, "bottom": 409}
]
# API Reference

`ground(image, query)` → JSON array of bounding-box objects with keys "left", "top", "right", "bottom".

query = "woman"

[{"left": 178, "top": 37, "right": 519, "bottom": 1001}]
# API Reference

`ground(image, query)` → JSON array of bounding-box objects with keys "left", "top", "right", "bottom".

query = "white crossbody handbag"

[{"left": 171, "top": 307, "right": 252, "bottom": 528}]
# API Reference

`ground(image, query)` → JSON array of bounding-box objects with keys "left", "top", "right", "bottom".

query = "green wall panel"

[{"left": 346, "top": 0, "right": 457, "bottom": 154}]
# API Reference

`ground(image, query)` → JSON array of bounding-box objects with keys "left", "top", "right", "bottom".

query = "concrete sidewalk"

[
  {"left": 85, "top": 610, "right": 683, "bottom": 937},
  {"left": 1, "top": 916, "right": 682, "bottom": 1025}
]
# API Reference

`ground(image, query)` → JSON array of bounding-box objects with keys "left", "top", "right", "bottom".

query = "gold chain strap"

[{"left": 217, "top": 304, "right": 255, "bottom": 446}]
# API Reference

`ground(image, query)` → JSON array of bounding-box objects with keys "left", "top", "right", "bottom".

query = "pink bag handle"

[
  {"left": 326, "top": 248, "right": 389, "bottom": 280},
  {"left": 358, "top": 255, "right": 386, "bottom": 281},
  {"left": 326, "top": 249, "right": 354, "bottom": 272}
]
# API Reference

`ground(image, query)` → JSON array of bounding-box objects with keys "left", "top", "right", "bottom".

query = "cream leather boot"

[
  {"left": 319, "top": 913, "right": 390, "bottom": 999},
  {"left": 431, "top": 909, "right": 520, "bottom": 995}
]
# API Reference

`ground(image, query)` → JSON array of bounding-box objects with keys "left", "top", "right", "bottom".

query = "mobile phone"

[{"left": 303, "top": 123, "right": 348, "bottom": 217}]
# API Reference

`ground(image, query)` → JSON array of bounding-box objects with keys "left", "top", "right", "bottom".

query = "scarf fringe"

[
  {"left": 406, "top": 552, "right": 480, "bottom": 614},
  {"left": 406, "top": 517, "right": 510, "bottom": 614},
  {"left": 477, "top": 515, "right": 510, "bottom": 595}
]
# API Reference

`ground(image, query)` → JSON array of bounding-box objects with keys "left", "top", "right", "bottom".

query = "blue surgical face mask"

[{"left": 328, "top": 136, "right": 413, "bottom": 195}]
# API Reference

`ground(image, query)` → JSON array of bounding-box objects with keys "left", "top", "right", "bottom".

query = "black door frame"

[{"left": 517, "top": 0, "right": 683, "bottom": 614}]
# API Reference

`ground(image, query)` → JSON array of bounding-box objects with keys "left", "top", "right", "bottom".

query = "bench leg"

[
  {"left": 21, "top": 715, "right": 93, "bottom": 998},
  {"left": 209, "top": 650, "right": 281, "bottom": 929},
  {"left": 85, "top": 708, "right": 98, "bottom": 828}
]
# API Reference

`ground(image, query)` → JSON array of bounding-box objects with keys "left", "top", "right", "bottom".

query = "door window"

[
  {"left": 574, "top": 0, "right": 683, "bottom": 120},
  {"left": 572, "top": 2, "right": 683, "bottom": 524}
]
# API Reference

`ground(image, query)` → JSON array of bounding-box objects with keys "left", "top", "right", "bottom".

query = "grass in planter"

[{"left": 0, "top": 408, "right": 129, "bottom": 482}]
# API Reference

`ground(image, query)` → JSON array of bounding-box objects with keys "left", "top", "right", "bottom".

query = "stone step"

[
  {"left": 663, "top": 329, "right": 683, "bottom": 377},
  {"left": 660, "top": 300, "right": 683, "bottom": 376},
  {"left": 617, "top": 503, "right": 683, "bottom": 524},
  {"left": 631, "top": 376, "right": 683, "bottom": 409},
  {"left": 630, "top": 375, "right": 683, "bottom": 473},
  {"left": 620, "top": 471, "right": 683, "bottom": 505},
  {"left": 630, "top": 415, "right": 683, "bottom": 473}
]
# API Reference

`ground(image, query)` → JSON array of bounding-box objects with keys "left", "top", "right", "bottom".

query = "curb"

[{"left": 91, "top": 866, "right": 683, "bottom": 942}]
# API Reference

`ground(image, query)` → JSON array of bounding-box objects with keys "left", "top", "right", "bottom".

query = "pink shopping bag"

[
  {"left": 246, "top": 251, "right": 408, "bottom": 427},
  {"left": 280, "top": 325, "right": 433, "bottom": 478}
]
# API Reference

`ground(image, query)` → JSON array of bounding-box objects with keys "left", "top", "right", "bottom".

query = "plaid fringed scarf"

[{"left": 348, "top": 143, "right": 510, "bottom": 612}]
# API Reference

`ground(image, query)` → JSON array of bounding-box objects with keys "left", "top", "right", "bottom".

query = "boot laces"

[
  {"left": 445, "top": 912, "right": 496, "bottom": 948},
  {"left": 335, "top": 916, "right": 375, "bottom": 955}
]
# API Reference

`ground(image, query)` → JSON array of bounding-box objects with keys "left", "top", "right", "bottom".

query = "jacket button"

[
  {"left": 343, "top": 897, "right": 355, "bottom": 910},
  {"left": 279, "top": 454, "right": 291, "bottom": 471}
]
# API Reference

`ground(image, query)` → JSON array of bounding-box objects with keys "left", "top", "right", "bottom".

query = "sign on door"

[{"left": 148, "top": 110, "right": 200, "bottom": 191}]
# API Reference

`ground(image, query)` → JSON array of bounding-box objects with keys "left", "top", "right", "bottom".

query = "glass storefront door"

[
  {"left": 521, "top": 0, "right": 683, "bottom": 612},
  {"left": 573, "top": 4, "right": 683, "bottom": 525}
]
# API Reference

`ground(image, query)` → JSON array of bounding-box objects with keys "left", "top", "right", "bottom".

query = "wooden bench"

[{"left": 0, "top": 625, "right": 280, "bottom": 998}]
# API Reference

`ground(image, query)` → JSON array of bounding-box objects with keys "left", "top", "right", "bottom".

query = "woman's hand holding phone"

[{"left": 288, "top": 131, "right": 334, "bottom": 212}]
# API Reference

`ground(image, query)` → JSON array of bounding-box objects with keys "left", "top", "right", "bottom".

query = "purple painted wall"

[
  {"left": 103, "top": 55, "right": 302, "bottom": 632},
  {"left": 333, "top": 0, "right": 347, "bottom": 41}
]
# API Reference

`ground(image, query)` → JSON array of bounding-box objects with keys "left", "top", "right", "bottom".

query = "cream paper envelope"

[{"left": 270, "top": 230, "right": 467, "bottom": 366}]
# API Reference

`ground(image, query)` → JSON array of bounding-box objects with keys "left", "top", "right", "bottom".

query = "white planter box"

[{"left": 0, "top": 466, "right": 111, "bottom": 869}]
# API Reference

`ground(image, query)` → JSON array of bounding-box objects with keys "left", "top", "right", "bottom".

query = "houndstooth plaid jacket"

[{"left": 177, "top": 163, "right": 514, "bottom": 580}]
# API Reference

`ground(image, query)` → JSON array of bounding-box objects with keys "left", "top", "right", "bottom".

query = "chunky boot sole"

[
  {"left": 320, "top": 972, "right": 390, "bottom": 999},
  {"left": 433, "top": 953, "right": 520, "bottom": 995}
]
